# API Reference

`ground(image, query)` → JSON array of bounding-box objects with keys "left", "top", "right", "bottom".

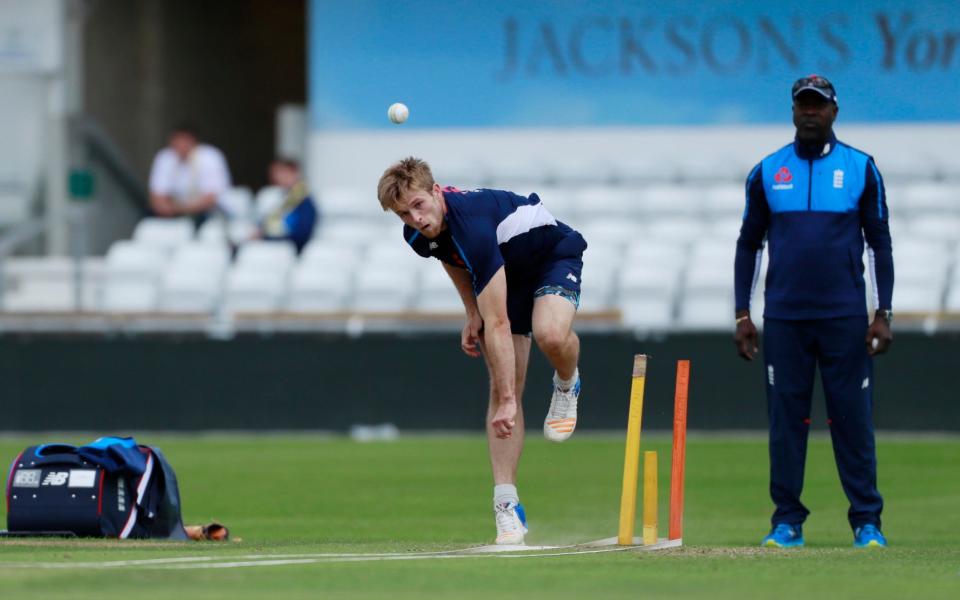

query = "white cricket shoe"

[
  {"left": 543, "top": 374, "right": 580, "bottom": 442},
  {"left": 494, "top": 502, "right": 528, "bottom": 545}
]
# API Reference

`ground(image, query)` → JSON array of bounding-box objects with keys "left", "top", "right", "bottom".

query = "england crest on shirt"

[{"left": 833, "top": 169, "right": 844, "bottom": 189}]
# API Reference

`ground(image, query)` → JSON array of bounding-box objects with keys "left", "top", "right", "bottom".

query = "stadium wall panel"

[{"left": 0, "top": 332, "right": 956, "bottom": 432}]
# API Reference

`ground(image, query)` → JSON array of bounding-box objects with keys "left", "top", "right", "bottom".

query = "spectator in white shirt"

[{"left": 148, "top": 124, "right": 231, "bottom": 218}]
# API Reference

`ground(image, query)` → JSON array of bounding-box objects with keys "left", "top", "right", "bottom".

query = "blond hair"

[{"left": 377, "top": 157, "right": 435, "bottom": 211}]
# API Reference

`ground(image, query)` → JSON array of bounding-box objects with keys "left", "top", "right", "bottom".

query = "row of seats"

[
  {"left": 213, "top": 182, "right": 960, "bottom": 224},
  {"left": 312, "top": 183, "right": 960, "bottom": 220},
  {"left": 3, "top": 228, "right": 959, "bottom": 327}
]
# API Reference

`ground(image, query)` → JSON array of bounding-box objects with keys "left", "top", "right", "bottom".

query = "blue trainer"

[
  {"left": 853, "top": 524, "right": 887, "bottom": 548},
  {"left": 761, "top": 523, "right": 805, "bottom": 548}
]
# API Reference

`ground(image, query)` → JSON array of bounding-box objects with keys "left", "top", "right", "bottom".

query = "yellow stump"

[
  {"left": 643, "top": 450, "right": 658, "bottom": 546},
  {"left": 618, "top": 354, "right": 647, "bottom": 545}
]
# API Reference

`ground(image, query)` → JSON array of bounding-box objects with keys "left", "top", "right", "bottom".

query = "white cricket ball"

[{"left": 388, "top": 102, "right": 409, "bottom": 124}]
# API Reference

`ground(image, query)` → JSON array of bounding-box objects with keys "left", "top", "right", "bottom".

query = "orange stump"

[{"left": 669, "top": 360, "right": 690, "bottom": 541}]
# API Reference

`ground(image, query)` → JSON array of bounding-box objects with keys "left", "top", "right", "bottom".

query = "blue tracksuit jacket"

[{"left": 734, "top": 132, "right": 894, "bottom": 319}]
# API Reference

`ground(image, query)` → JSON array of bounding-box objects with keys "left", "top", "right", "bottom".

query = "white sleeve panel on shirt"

[
  {"left": 148, "top": 149, "right": 177, "bottom": 196},
  {"left": 196, "top": 145, "right": 232, "bottom": 195},
  {"left": 867, "top": 245, "right": 879, "bottom": 309},
  {"left": 495, "top": 203, "right": 557, "bottom": 245},
  {"left": 749, "top": 247, "right": 763, "bottom": 306}
]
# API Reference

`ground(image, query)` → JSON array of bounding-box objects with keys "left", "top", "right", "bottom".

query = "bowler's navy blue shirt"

[
  {"left": 404, "top": 188, "right": 586, "bottom": 296},
  {"left": 735, "top": 133, "right": 894, "bottom": 319}
]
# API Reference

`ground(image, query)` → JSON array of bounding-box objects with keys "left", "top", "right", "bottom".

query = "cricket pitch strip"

[{"left": 0, "top": 538, "right": 683, "bottom": 570}]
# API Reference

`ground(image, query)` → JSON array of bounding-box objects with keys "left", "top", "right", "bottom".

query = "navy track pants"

[{"left": 763, "top": 316, "right": 884, "bottom": 530}]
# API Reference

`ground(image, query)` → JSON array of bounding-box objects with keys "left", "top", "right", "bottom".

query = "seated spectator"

[
  {"left": 148, "top": 124, "right": 231, "bottom": 220},
  {"left": 257, "top": 158, "right": 319, "bottom": 252}
]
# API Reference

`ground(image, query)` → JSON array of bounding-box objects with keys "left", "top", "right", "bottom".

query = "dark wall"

[
  {"left": 0, "top": 332, "right": 956, "bottom": 432},
  {"left": 83, "top": 0, "right": 306, "bottom": 190}
]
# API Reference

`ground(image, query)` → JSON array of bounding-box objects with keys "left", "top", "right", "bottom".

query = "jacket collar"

[{"left": 793, "top": 131, "right": 837, "bottom": 160}]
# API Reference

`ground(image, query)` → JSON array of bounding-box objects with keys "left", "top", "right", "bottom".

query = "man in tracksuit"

[{"left": 734, "top": 75, "right": 894, "bottom": 548}]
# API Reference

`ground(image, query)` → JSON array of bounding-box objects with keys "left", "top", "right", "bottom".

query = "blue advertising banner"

[{"left": 309, "top": 0, "right": 960, "bottom": 129}]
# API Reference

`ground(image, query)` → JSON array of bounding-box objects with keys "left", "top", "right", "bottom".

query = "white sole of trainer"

[
  {"left": 495, "top": 533, "right": 525, "bottom": 545},
  {"left": 543, "top": 419, "right": 576, "bottom": 442}
]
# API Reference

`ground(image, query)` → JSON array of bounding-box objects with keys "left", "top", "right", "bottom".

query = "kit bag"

[{"left": 5, "top": 437, "right": 188, "bottom": 539}]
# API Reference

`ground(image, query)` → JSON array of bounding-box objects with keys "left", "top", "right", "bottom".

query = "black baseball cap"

[{"left": 792, "top": 74, "right": 837, "bottom": 104}]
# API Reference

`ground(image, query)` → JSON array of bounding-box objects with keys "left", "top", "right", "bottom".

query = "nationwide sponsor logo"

[
  {"left": 774, "top": 166, "right": 793, "bottom": 183},
  {"left": 772, "top": 166, "right": 794, "bottom": 190},
  {"left": 13, "top": 469, "right": 41, "bottom": 488},
  {"left": 767, "top": 365, "right": 775, "bottom": 386},
  {"left": 833, "top": 169, "right": 844, "bottom": 188},
  {"left": 41, "top": 471, "right": 69, "bottom": 486}
]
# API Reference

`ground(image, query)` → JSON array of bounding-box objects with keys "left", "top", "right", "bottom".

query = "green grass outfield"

[{"left": 0, "top": 433, "right": 958, "bottom": 599}]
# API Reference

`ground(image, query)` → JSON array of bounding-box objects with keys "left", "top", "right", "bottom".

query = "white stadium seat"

[
  {"left": 703, "top": 184, "right": 745, "bottom": 217},
  {"left": 678, "top": 293, "right": 734, "bottom": 331},
  {"left": 170, "top": 242, "right": 231, "bottom": 274},
  {"left": 317, "top": 187, "right": 379, "bottom": 219},
  {"left": 286, "top": 263, "right": 352, "bottom": 313},
  {"left": 533, "top": 186, "right": 577, "bottom": 217},
  {"left": 158, "top": 268, "right": 223, "bottom": 314},
  {"left": 644, "top": 217, "right": 707, "bottom": 244},
  {"left": 578, "top": 218, "right": 644, "bottom": 247},
  {"left": 907, "top": 215, "right": 960, "bottom": 242},
  {"left": 690, "top": 238, "right": 737, "bottom": 267},
  {"left": 223, "top": 268, "right": 288, "bottom": 314},
  {"left": 352, "top": 266, "right": 416, "bottom": 312},
  {"left": 579, "top": 267, "right": 617, "bottom": 312},
  {"left": 105, "top": 241, "right": 167, "bottom": 283},
  {"left": 132, "top": 217, "right": 194, "bottom": 251},
  {"left": 618, "top": 264, "right": 682, "bottom": 296},
  {"left": 218, "top": 186, "right": 253, "bottom": 219},
  {"left": 315, "top": 219, "right": 394, "bottom": 246},
  {"left": 197, "top": 217, "right": 228, "bottom": 243},
  {"left": 623, "top": 241, "right": 686, "bottom": 270},
  {"left": 300, "top": 240, "right": 364, "bottom": 268},
  {"left": 893, "top": 284, "right": 943, "bottom": 314},
  {"left": 618, "top": 297, "right": 674, "bottom": 330},
  {"left": 415, "top": 266, "right": 463, "bottom": 313},
  {"left": 685, "top": 264, "right": 733, "bottom": 293},
  {"left": 572, "top": 187, "right": 641, "bottom": 217},
  {"left": 235, "top": 240, "right": 297, "bottom": 273},
  {"left": 706, "top": 217, "right": 744, "bottom": 242},
  {"left": 637, "top": 186, "right": 703, "bottom": 216},
  {"left": 101, "top": 282, "right": 159, "bottom": 313},
  {"left": 364, "top": 241, "right": 428, "bottom": 270},
  {"left": 901, "top": 183, "right": 960, "bottom": 212}
]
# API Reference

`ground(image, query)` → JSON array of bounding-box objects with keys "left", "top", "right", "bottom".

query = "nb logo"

[
  {"left": 41, "top": 472, "right": 69, "bottom": 486},
  {"left": 566, "top": 273, "right": 578, "bottom": 283}
]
